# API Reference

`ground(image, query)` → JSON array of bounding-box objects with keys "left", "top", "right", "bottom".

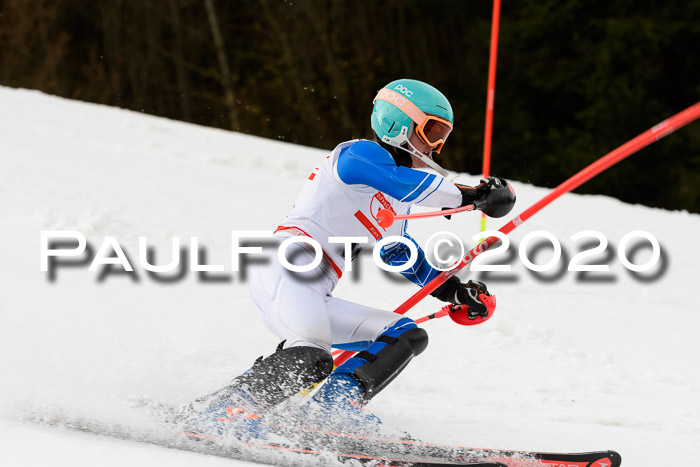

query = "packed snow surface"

[{"left": 1, "top": 87, "right": 699, "bottom": 466}]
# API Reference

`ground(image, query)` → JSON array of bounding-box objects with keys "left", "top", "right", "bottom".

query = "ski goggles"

[{"left": 374, "top": 88, "right": 453, "bottom": 153}]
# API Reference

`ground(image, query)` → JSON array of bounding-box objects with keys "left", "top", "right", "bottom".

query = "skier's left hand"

[
  {"left": 430, "top": 277, "right": 494, "bottom": 319},
  {"left": 454, "top": 279, "right": 492, "bottom": 319}
]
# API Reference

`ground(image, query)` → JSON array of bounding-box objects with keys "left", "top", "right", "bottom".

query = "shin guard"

[{"left": 329, "top": 318, "right": 428, "bottom": 403}]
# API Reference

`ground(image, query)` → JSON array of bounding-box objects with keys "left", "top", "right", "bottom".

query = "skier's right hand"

[
  {"left": 454, "top": 177, "right": 516, "bottom": 218},
  {"left": 430, "top": 277, "right": 494, "bottom": 319}
]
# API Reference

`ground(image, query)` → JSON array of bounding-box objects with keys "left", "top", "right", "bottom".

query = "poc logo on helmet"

[{"left": 393, "top": 84, "right": 413, "bottom": 97}]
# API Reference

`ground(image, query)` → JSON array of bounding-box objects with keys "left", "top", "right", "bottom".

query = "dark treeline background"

[{"left": 1, "top": 0, "right": 699, "bottom": 212}]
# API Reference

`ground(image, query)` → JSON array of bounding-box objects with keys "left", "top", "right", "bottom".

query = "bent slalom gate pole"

[{"left": 334, "top": 100, "right": 700, "bottom": 367}]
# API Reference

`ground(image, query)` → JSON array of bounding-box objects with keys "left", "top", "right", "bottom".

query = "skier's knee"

[
  {"left": 376, "top": 317, "right": 428, "bottom": 356},
  {"left": 402, "top": 326, "right": 428, "bottom": 356},
  {"left": 282, "top": 345, "right": 334, "bottom": 381}
]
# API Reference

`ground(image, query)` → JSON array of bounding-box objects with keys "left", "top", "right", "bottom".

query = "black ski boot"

[{"left": 182, "top": 343, "right": 333, "bottom": 439}]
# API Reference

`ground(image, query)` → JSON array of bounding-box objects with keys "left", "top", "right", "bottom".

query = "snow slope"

[{"left": 1, "top": 86, "right": 699, "bottom": 466}]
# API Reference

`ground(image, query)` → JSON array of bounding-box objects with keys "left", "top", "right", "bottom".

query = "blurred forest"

[{"left": 1, "top": 0, "right": 699, "bottom": 212}]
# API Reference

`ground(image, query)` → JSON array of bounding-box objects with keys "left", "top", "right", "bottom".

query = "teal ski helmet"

[{"left": 371, "top": 79, "right": 454, "bottom": 156}]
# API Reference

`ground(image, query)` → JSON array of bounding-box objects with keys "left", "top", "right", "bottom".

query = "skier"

[{"left": 186, "top": 79, "right": 515, "bottom": 434}]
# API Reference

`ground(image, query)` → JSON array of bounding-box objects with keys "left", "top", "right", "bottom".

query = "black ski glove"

[
  {"left": 443, "top": 182, "right": 484, "bottom": 220},
  {"left": 453, "top": 183, "right": 479, "bottom": 206},
  {"left": 430, "top": 276, "right": 492, "bottom": 319},
  {"left": 456, "top": 176, "right": 515, "bottom": 218}
]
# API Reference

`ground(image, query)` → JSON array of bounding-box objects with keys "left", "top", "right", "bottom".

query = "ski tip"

[
  {"left": 606, "top": 450, "right": 623, "bottom": 467},
  {"left": 590, "top": 450, "right": 623, "bottom": 467},
  {"left": 534, "top": 449, "right": 623, "bottom": 467}
]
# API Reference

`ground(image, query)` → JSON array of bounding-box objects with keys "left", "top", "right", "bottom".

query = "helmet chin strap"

[
  {"left": 404, "top": 139, "right": 451, "bottom": 178},
  {"left": 382, "top": 127, "right": 451, "bottom": 178}
]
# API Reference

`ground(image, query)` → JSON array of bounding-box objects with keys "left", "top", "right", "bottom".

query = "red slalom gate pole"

[
  {"left": 334, "top": 101, "right": 700, "bottom": 367},
  {"left": 481, "top": 0, "right": 502, "bottom": 233}
]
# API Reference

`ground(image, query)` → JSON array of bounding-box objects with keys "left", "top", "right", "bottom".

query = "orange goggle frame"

[{"left": 374, "top": 88, "right": 453, "bottom": 153}]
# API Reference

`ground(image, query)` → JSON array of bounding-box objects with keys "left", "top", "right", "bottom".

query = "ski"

[
  {"left": 25, "top": 409, "right": 505, "bottom": 467},
  {"left": 133, "top": 398, "right": 622, "bottom": 467},
  {"left": 179, "top": 427, "right": 507, "bottom": 467},
  {"left": 261, "top": 422, "right": 622, "bottom": 467},
  {"left": 181, "top": 429, "right": 507, "bottom": 466}
]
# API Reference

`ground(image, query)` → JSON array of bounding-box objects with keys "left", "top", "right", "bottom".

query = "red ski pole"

[
  {"left": 334, "top": 101, "right": 700, "bottom": 366},
  {"left": 375, "top": 204, "right": 475, "bottom": 228},
  {"left": 413, "top": 306, "right": 455, "bottom": 325},
  {"left": 333, "top": 309, "right": 453, "bottom": 356}
]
